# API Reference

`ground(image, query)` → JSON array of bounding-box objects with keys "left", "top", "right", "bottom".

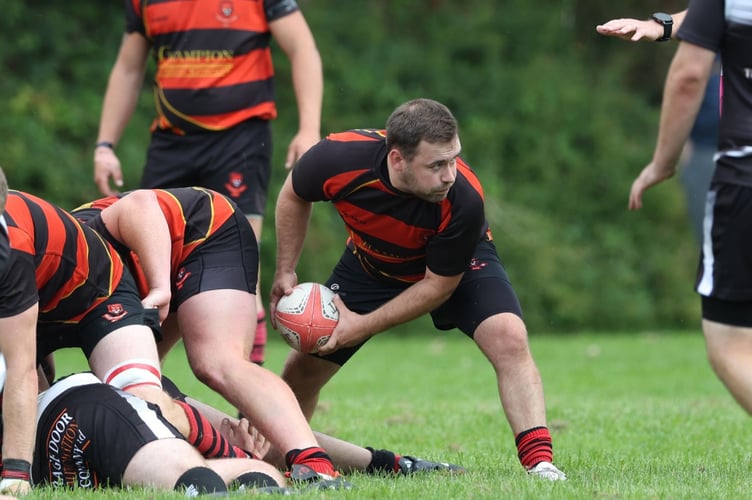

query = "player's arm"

[
  {"left": 270, "top": 174, "right": 313, "bottom": 325},
  {"left": 100, "top": 190, "right": 173, "bottom": 321},
  {"left": 318, "top": 269, "right": 463, "bottom": 356},
  {"left": 629, "top": 42, "right": 716, "bottom": 210},
  {"left": 94, "top": 32, "right": 150, "bottom": 195},
  {"left": 596, "top": 10, "right": 686, "bottom": 42},
  {"left": 0, "top": 304, "right": 39, "bottom": 495},
  {"left": 269, "top": 11, "right": 323, "bottom": 168}
]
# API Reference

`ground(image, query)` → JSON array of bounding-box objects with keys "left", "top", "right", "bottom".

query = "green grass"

[{"left": 28, "top": 329, "right": 752, "bottom": 499}]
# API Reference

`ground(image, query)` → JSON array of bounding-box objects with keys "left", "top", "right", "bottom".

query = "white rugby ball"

[{"left": 275, "top": 282, "right": 339, "bottom": 353}]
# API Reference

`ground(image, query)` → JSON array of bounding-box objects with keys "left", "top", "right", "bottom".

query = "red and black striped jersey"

[
  {"left": 126, "top": 0, "right": 299, "bottom": 134},
  {"left": 291, "top": 129, "right": 490, "bottom": 284},
  {"left": 0, "top": 191, "right": 124, "bottom": 322},
  {"left": 72, "top": 187, "right": 239, "bottom": 296}
]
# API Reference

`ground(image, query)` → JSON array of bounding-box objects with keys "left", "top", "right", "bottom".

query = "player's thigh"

[
  {"left": 178, "top": 289, "right": 256, "bottom": 362},
  {"left": 87, "top": 324, "right": 161, "bottom": 376},
  {"left": 122, "top": 438, "right": 206, "bottom": 490}
]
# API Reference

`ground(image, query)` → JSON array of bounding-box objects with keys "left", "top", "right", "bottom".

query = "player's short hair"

[
  {"left": 386, "top": 98, "right": 458, "bottom": 161},
  {"left": 0, "top": 167, "right": 7, "bottom": 213}
]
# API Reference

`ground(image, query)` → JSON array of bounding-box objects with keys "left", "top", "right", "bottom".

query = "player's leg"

[
  {"left": 246, "top": 214, "right": 268, "bottom": 366},
  {"left": 205, "top": 457, "right": 285, "bottom": 489},
  {"left": 696, "top": 185, "right": 752, "bottom": 416},
  {"left": 156, "top": 314, "right": 182, "bottom": 361},
  {"left": 280, "top": 350, "right": 341, "bottom": 420},
  {"left": 703, "top": 319, "right": 752, "bottom": 413},
  {"left": 177, "top": 289, "right": 338, "bottom": 478},
  {"left": 123, "top": 439, "right": 227, "bottom": 494},
  {"left": 436, "top": 240, "right": 564, "bottom": 480}
]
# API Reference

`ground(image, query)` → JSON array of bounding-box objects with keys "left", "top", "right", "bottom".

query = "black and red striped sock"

[
  {"left": 285, "top": 446, "right": 337, "bottom": 477},
  {"left": 515, "top": 426, "right": 553, "bottom": 469},
  {"left": 177, "top": 400, "right": 253, "bottom": 459}
]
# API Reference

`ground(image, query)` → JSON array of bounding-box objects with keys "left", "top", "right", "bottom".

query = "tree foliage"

[{"left": 0, "top": 0, "right": 697, "bottom": 332}]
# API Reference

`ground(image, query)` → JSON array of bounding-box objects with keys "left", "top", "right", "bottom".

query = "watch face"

[{"left": 653, "top": 12, "right": 673, "bottom": 24}]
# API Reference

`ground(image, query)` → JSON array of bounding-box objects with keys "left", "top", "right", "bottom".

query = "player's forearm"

[
  {"left": 670, "top": 10, "right": 687, "bottom": 35},
  {"left": 2, "top": 366, "right": 39, "bottom": 463},
  {"left": 274, "top": 182, "right": 312, "bottom": 275},
  {"left": 361, "top": 275, "right": 458, "bottom": 336},
  {"left": 96, "top": 62, "right": 145, "bottom": 145}
]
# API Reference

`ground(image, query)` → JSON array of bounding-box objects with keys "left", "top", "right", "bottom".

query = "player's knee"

[
  {"left": 174, "top": 466, "right": 228, "bottom": 496},
  {"left": 232, "top": 471, "right": 282, "bottom": 490}
]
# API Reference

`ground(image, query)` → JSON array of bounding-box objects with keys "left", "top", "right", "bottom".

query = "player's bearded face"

[{"left": 400, "top": 138, "right": 460, "bottom": 203}]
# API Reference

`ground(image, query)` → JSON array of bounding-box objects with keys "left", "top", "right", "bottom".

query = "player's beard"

[{"left": 399, "top": 168, "right": 452, "bottom": 203}]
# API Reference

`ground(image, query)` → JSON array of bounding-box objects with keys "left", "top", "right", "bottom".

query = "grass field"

[{"left": 27, "top": 329, "right": 752, "bottom": 499}]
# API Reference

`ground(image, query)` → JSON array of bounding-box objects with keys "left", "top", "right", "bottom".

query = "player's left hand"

[
  {"left": 221, "top": 417, "right": 270, "bottom": 459},
  {"left": 317, "top": 295, "right": 367, "bottom": 356},
  {"left": 628, "top": 161, "right": 676, "bottom": 210},
  {"left": 0, "top": 478, "right": 31, "bottom": 496},
  {"left": 141, "top": 287, "right": 171, "bottom": 323},
  {"left": 284, "top": 129, "right": 319, "bottom": 170},
  {"left": 595, "top": 18, "right": 663, "bottom": 42}
]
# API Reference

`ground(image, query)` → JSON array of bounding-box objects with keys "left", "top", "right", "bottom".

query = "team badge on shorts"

[
  {"left": 175, "top": 267, "right": 192, "bottom": 291},
  {"left": 225, "top": 172, "right": 248, "bottom": 198},
  {"left": 469, "top": 258, "right": 488, "bottom": 271},
  {"left": 102, "top": 303, "right": 128, "bottom": 323}
]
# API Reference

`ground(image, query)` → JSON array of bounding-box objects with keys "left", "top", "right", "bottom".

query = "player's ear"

[{"left": 388, "top": 148, "right": 406, "bottom": 172}]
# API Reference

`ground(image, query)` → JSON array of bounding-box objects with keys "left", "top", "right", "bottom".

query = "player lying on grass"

[
  {"left": 0, "top": 356, "right": 287, "bottom": 496},
  {"left": 71, "top": 187, "right": 343, "bottom": 482},
  {"left": 73, "top": 187, "right": 463, "bottom": 478},
  {"left": 270, "top": 98, "right": 566, "bottom": 480}
]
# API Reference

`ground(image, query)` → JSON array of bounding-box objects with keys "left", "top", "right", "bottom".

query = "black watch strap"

[{"left": 652, "top": 12, "right": 673, "bottom": 42}]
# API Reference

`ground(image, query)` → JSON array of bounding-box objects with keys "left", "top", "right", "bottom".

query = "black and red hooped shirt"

[{"left": 291, "top": 129, "right": 490, "bottom": 284}]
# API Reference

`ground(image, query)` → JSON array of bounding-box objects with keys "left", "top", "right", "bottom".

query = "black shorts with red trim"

[
  {"left": 36, "top": 271, "right": 160, "bottom": 360},
  {"left": 170, "top": 210, "right": 258, "bottom": 312},
  {"left": 140, "top": 119, "right": 272, "bottom": 216},
  {"left": 319, "top": 239, "right": 523, "bottom": 366},
  {"left": 697, "top": 183, "right": 752, "bottom": 326},
  {"left": 33, "top": 373, "right": 182, "bottom": 489}
]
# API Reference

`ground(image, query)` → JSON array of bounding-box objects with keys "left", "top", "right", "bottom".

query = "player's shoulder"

[{"left": 326, "top": 128, "right": 386, "bottom": 143}]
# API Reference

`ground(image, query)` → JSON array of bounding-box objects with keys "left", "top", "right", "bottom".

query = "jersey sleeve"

[
  {"left": 124, "top": 0, "right": 146, "bottom": 35},
  {"left": 265, "top": 0, "right": 300, "bottom": 22},
  {"left": 677, "top": 0, "right": 724, "bottom": 51},
  {"left": 290, "top": 140, "right": 342, "bottom": 202},
  {"left": 425, "top": 180, "right": 486, "bottom": 277}
]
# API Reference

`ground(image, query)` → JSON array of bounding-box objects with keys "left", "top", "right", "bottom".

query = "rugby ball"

[{"left": 275, "top": 282, "right": 339, "bottom": 353}]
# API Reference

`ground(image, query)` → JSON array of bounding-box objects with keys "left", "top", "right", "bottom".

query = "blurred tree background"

[{"left": 0, "top": 0, "right": 697, "bottom": 334}]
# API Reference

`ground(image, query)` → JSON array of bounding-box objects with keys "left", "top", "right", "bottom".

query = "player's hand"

[
  {"left": 220, "top": 417, "right": 270, "bottom": 459},
  {"left": 0, "top": 478, "right": 31, "bottom": 496},
  {"left": 141, "top": 287, "right": 171, "bottom": 323},
  {"left": 94, "top": 147, "right": 124, "bottom": 196},
  {"left": 628, "top": 161, "right": 676, "bottom": 210},
  {"left": 317, "top": 295, "right": 366, "bottom": 356},
  {"left": 595, "top": 18, "right": 663, "bottom": 42},
  {"left": 284, "top": 129, "right": 319, "bottom": 170},
  {"left": 269, "top": 272, "right": 298, "bottom": 329}
]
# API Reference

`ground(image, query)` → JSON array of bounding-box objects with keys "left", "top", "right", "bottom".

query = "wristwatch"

[{"left": 651, "top": 12, "right": 673, "bottom": 42}]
